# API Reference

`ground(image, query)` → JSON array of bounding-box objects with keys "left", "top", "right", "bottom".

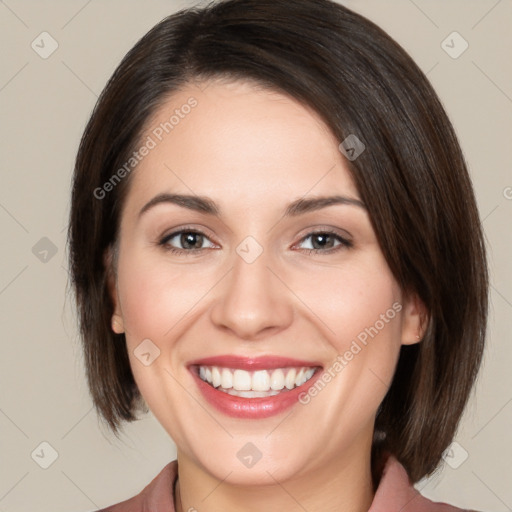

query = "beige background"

[{"left": 0, "top": 0, "right": 511, "bottom": 510}]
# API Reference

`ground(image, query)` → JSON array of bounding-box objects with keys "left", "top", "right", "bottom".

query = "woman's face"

[{"left": 110, "top": 79, "right": 422, "bottom": 484}]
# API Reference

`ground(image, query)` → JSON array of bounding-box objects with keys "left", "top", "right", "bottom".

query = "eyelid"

[
  {"left": 159, "top": 224, "right": 218, "bottom": 243},
  {"left": 293, "top": 226, "right": 353, "bottom": 243}
]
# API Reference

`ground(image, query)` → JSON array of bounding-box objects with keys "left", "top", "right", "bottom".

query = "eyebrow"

[
  {"left": 284, "top": 195, "right": 366, "bottom": 215},
  {"left": 138, "top": 193, "right": 366, "bottom": 218},
  {"left": 139, "top": 193, "right": 220, "bottom": 217}
]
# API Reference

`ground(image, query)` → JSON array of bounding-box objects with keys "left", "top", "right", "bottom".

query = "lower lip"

[{"left": 190, "top": 368, "right": 322, "bottom": 419}]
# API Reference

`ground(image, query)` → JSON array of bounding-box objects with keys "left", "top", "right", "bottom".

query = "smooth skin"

[{"left": 108, "top": 79, "right": 426, "bottom": 512}]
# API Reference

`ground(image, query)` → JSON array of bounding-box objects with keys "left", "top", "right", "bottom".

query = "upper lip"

[{"left": 188, "top": 355, "right": 323, "bottom": 371}]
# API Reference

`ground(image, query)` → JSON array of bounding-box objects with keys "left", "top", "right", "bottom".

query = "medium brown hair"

[{"left": 68, "top": 0, "right": 488, "bottom": 482}]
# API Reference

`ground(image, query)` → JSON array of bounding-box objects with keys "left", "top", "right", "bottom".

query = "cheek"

[
  {"left": 117, "top": 252, "right": 216, "bottom": 343},
  {"left": 292, "top": 256, "right": 402, "bottom": 349}
]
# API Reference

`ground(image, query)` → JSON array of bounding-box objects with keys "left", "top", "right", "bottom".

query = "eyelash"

[{"left": 158, "top": 228, "right": 353, "bottom": 256}]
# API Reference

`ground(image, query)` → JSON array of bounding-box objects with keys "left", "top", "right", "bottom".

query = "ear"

[
  {"left": 104, "top": 245, "right": 124, "bottom": 334},
  {"left": 400, "top": 292, "right": 428, "bottom": 346}
]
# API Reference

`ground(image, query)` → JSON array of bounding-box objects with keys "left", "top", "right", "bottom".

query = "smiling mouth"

[{"left": 194, "top": 365, "right": 320, "bottom": 398}]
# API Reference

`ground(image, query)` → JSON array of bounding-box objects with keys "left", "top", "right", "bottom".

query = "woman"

[{"left": 68, "top": 0, "right": 488, "bottom": 510}]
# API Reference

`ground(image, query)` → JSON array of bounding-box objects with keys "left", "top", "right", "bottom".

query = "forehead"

[{"left": 124, "top": 79, "right": 360, "bottom": 214}]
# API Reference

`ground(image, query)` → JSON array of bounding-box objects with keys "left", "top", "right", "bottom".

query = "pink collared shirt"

[{"left": 98, "top": 456, "right": 476, "bottom": 511}]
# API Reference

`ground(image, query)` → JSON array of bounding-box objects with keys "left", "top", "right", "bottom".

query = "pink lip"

[
  {"left": 188, "top": 355, "right": 323, "bottom": 419},
  {"left": 188, "top": 354, "right": 322, "bottom": 371}
]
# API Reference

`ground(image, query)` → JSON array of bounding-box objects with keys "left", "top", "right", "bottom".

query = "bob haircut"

[{"left": 68, "top": 0, "right": 488, "bottom": 483}]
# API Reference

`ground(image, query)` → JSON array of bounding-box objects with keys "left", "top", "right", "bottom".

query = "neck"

[{"left": 174, "top": 443, "right": 374, "bottom": 512}]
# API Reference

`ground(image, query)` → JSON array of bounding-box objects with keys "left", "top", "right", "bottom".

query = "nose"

[{"left": 210, "top": 248, "right": 294, "bottom": 341}]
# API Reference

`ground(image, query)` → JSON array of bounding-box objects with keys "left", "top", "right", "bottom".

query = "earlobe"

[
  {"left": 111, "top": 313, "right": 125, "bottom": 334},
  {"left": 104, "top": 245, "right": 124, "bottom": 334},
  {"left": 401, "top": 292, "right": 428, "bottom": 346}
]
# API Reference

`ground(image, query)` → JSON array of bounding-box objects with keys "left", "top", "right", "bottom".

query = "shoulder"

[
  {"left": 95, "top": 460, "right": 178, "bottom": 512},
  {"left": 370, "top": 456, "right": 480, "bottom": 512}
]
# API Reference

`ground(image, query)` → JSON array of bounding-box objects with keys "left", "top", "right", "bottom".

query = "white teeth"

[
  {"left": 270, "top": 369, "right": 285, "bottom": 390},
  {"left": 295, "top": 368, "right": 305, "bottom": 387},
  {"left": 198, "top": 365, "right": 317, "bottom": 394},
  {"left": 233, "top": 369, "right": 252, "bottom": 390},
  {"left": 221, "top": 368, "right": 233, "bottom": 389},
  {"left": 252, "top": 370, "right": 271, "bottom": 391},
  {"left": 224, "top": 389, "right": 281, "bottom": 398},
  {"left": 285, "top": 368, "right": 296, "bottom": 389},
  {"left": 212, "top": 367, "right": 222, "bottom": 388}
]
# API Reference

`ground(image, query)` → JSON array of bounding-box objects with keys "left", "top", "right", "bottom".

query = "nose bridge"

[
  {"left": 230, "top": 247, "right": 272, "bottom": 298},
  {"left": 210, "top": 242, "right": 293, "bottom": 339}
]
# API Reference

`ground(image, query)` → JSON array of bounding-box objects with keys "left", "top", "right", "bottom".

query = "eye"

[
  {"left": 159, "top": 230, "right": 217, "bottom": 253},
  {"left": 295, "top": 231, "right": 352, "bottom": 253}
]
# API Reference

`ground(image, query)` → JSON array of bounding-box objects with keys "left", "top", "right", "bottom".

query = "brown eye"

[
  {"left": 160, "top": 230, "right": 216, "bottom": 252},
  {"left": 311, "top": 233, "right": 336, "bottom": 249},
  {"left": 180, "top": 232, "right": 204, "bottom": 249},
  {"left": 297, "top": 231, "right": 352, "bottom": 252}
]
